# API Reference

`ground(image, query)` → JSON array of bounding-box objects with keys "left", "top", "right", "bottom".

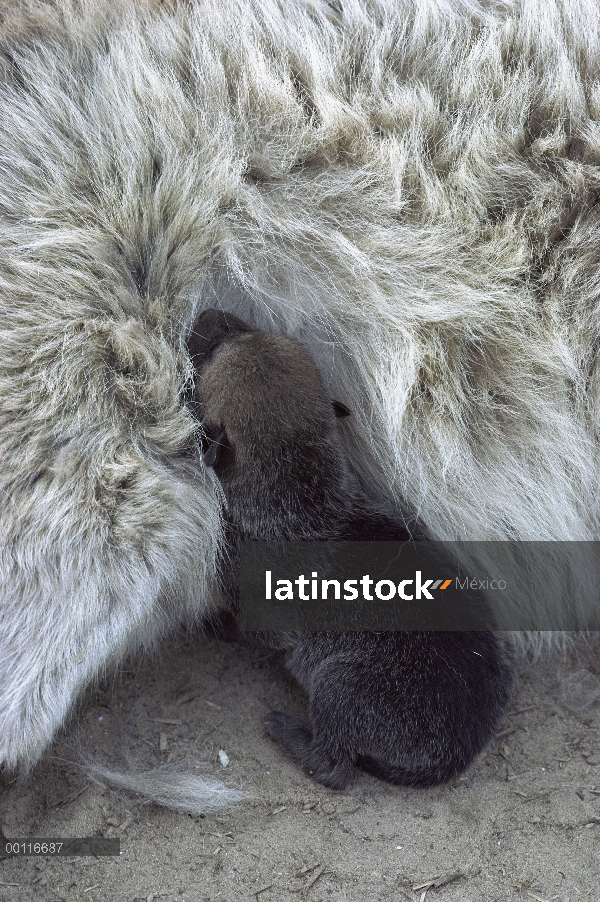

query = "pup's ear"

[
  {"left": 202, "top": 426, "right": 230, "bottom": 469},
  {"left": 188, "top": 309, "right": 253, "bottom": 363},
  {"left": 332, "top": 400, "right": 351, "bottom": 418}
]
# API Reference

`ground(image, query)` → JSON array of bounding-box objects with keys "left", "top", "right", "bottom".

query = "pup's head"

[{"left": 188, "top": 309, "right": 352, "bottom": 539}]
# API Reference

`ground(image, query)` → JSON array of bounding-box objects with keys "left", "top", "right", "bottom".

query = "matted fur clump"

[{"left": 1, "top": 0, "right": 600, "bottom": 808}]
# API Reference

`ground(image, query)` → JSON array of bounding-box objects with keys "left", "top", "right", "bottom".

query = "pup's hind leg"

[
  {"left": 264, "top": 711, "right": 355, "bottom": 789},
  {"left": 264, "top": 652, "right": 367, "bottom": 789}
]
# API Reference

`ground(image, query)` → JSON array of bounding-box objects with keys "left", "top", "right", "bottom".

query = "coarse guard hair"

[{"left": 1, "top": 0, "right": 600, "bottom": 811}]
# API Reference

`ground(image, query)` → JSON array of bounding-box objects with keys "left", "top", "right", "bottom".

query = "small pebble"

[{"left": 218, "top": 749, "right": 229, "bottom": 768}]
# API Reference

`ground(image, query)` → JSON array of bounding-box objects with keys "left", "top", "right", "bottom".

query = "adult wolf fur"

[
  {"left": 1, "top": 0, "right": 600, "bottom": 811},
  {"left": 191, "top": 309, "right": 516, "bottom": 790}
]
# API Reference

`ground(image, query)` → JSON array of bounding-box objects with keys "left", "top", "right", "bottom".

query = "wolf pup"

[{"left": 189, "top": 309, "right": 515, "bottom": 789}]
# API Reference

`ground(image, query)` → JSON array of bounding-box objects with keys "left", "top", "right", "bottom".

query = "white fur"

[
  {"left": 1, "top": 0, "right": 600, "bottom": 809},
  {"left": 85, "top": 763, "right": 245, "bottom": 814}
]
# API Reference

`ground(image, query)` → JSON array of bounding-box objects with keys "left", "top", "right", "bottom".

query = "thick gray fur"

[{"left": 0, "top": 0, "right": 598, "bottom": 811}]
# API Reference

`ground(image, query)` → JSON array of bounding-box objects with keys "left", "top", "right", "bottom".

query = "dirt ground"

[{"left": 1, "top": 631, "right": 599, "bottom": 902}]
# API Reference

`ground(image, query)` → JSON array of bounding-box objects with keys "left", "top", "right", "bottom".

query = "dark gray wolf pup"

[{"left": 189, "top": 309, "right": 515, "bottom": 789}]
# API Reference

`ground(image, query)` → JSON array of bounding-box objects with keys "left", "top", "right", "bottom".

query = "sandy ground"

[{"left": 1, "top": 630, "right": 600, "bottom": 902}]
